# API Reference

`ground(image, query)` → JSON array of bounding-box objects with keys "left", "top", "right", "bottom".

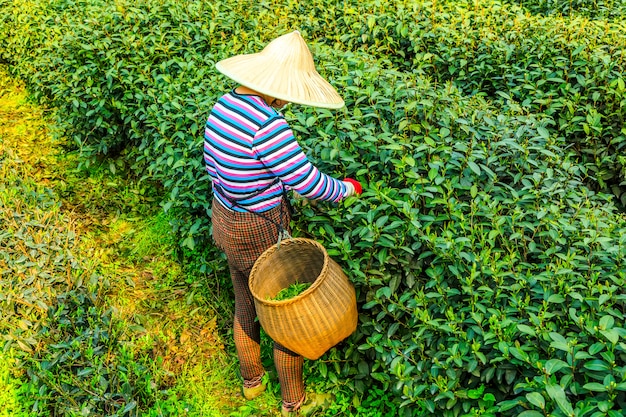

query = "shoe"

[
  {"left": 242, "top": 374, "right": 266, "bottom": 400},
  {"left": 281, "top": 392, "right": 334, "bottom": 416}
]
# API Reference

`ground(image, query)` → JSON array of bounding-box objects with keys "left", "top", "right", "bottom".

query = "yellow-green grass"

[{"left": 0, "top": 349, "right": 36, "bottom": 417}]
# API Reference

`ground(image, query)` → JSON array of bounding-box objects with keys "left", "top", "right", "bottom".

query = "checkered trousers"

[
  {"left": 211, "top": 197, "right": 289, "bottom": 271},
  {"left": 211, "top": 198, "right": 304, "bottom": 404}
]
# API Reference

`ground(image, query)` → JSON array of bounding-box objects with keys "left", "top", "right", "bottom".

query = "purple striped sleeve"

[{"left": 253, "top": 117, "right": 346, "bottom": 202}]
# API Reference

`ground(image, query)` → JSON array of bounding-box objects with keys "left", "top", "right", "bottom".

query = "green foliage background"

[{"left": 1, "top": 0, "right": 625, "bottom": 416}]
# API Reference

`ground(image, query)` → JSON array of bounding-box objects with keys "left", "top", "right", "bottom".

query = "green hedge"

[
  {"left": 0, "top": 137, "right": 164, "bottom": 416},
  {"left": 3, "top": 0, "right": 625, "bottom": 205},
  {"left": 292, "top": 65, "right": 626, "bottom": 415},
  {"left": 503, "top": 0, "right": 626, "bottom": 19},
  {"left": 292, "top": 0, "right": 626, "bottom": 206},
  {"left": 1, "top": 0, "right": 626, "bottom": 415}
]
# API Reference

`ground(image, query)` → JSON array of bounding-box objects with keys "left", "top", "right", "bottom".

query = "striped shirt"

[{"left": 204, "top": 90, "right": 348, "bottom": 212}]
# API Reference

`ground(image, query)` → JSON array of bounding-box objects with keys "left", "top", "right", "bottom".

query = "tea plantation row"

[
  {"left": 503, "top": 0, "right": 626, "bottom": 19},
  {"left": 286, "top": 0, "right": 626, "bottom": 206},
  {"left": 1, "top": 0, "right": 625, "bottom": 415}
]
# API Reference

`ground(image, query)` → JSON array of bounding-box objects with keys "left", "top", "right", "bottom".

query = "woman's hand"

[{"left": 342, "top": 178, "right": 362, "bottom": 197}]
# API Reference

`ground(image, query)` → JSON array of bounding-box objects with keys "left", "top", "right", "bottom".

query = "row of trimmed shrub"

[
  {"left": 504, "top": 0, "right": 626, "bottom": 19},
  {"left": 194, "top": 0, "right": 626, "bottom": 205},
  {"left": 1, "top": 0, "right": 625, "bottom": 415},
  {"left": 2, "top": 0, "right": 624, "bottom": 206},
  {"left": 291, "top": 64, "right": 626, "bottom": 416},
  {"left": 0, "top": 70, "right": 179, "bottom": 416},
  {"left": 285, "top": 0, "right": 626, "bottom": 206}
]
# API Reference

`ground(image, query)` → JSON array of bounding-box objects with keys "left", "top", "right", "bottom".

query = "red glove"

[{"left": 343, "top": 178, "right": 363, "bottom": 196}]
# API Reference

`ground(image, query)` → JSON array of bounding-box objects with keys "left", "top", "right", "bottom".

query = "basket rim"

[{"left": 249, "top": 237, "right": 329, "bottom": 306}]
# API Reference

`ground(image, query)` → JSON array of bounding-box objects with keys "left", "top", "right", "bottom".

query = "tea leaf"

[
  {"left": 526, "top": 392, "right": 545, "bottom": 409},
  {"left": 270, "top": 282, "right": 312, "bottom": 301}
]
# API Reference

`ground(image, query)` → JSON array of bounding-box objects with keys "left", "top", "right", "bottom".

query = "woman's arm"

[{"left": 253, "top": 116, "right": 349, "bottom": 202}]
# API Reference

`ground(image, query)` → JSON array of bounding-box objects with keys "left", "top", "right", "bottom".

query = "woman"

[{"left": 203, "top": 31, "right": 362, "bottom": 416}]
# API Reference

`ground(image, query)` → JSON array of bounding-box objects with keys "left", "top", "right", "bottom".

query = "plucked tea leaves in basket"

[{"left": 249, "top": 238, "right": 357, "bottom": 360}]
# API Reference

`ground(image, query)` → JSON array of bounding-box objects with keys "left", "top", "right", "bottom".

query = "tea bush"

[
  {"left": 295, "top": 0, "right": 626, "bottom": 206},
  {"left": 292, "top": 66, "right": 626, "bottom": 416},
  {"left": 0, "top": 155, "right": 81, "bottom": 354},
  {"left": 0, "top": 157, "right": 154, "bottom": 416},
  {"left": 2, "top": 0, "right": 625, "bottom": 206},
  {"left": 29, "top": 291, "right": 169, "bottom": 416},
  {"left": 0, "top": 69, "right": 183, "bottom": 416},
  {"left": 1, "top": 0, "right": 626, "bottom": 415},
  {"left": 404, "top": 1, "right": 626, "bottom": 206},
  {"left": 502, "top": 0, "right": 626, "bottom": 19},
  {"left": 0, "top": 350, "right": 36, "bottom": 417}
]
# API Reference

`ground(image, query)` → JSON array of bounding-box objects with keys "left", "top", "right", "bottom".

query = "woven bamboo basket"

[{"left": 248, "top": 238, "right": 357, "bottom": 360}]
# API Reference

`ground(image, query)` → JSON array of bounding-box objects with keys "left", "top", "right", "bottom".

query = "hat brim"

[{"left": 216, "top": 53, "right": 345, "bottom": 109}]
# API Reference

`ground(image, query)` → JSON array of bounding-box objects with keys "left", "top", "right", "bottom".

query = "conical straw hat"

[{"left": 215, "top": 31, "right": 344, "bottom": 109}]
